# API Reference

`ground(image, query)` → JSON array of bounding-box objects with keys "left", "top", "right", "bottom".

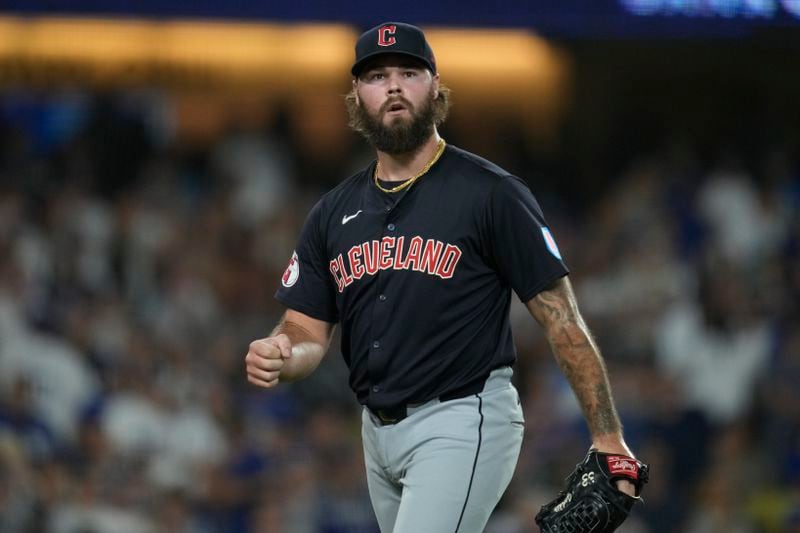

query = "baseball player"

[{"left": 246, "top": 22, "right": 640, "bottom": 532}]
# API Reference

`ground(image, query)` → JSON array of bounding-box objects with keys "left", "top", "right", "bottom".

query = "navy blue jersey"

[{"left": 275, "top": 144, "right": 568, "bottom": 410}]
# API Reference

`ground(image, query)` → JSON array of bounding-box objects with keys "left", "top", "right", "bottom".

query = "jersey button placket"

[
  {"left": 368, "top": 336, "right": 385, "bottom": 402},
  {"left": 369, "top": 208, "right": 395, "bottom": 403}
]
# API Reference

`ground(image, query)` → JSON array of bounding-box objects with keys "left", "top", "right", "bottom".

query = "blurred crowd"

[{"left": 0, "top": 90, "right": 797, "bottom": 533}]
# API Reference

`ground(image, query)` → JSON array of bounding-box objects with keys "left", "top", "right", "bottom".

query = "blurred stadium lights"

[
  {"left": 620, "top": 0, "right": 800, "bottom": 18},
  {"left": 0, "top": 17, "right": 568, "bottom": 97},
  {"left": 0, "top": 17, "right": 357, "bottom": 89},
  {"left": 0, "top": 16, "right": 571, "bottom": 142}
]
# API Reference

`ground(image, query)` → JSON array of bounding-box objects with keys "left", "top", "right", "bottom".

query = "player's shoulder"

[
  {"left": 320, "top": 166, "right": 371, "bottom": 204},
  {"left": 445, "top": 144, "right": 514, "bottom": 183},
  {"left": 305, "top": 165, "right": 371, "bottom": 226},
  {"left": 445, "top": 144, "right": 538, "bottom": 196}
]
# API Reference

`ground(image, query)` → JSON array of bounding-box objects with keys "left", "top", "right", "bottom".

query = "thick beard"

[{"left": 355, "top": 91, "right": 436, "bottom": 155}]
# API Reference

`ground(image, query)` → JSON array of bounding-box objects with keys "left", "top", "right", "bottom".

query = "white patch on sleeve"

[
  {"left": 541, "top": 227, "right": 562, "bottom": 260},
  {"left": 281, "top": 251, "right": 300, "bottom": 287}
]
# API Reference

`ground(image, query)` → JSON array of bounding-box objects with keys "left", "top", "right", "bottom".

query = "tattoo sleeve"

[{"left": 526, "top": 277, "right": 622, "bottom": 438}]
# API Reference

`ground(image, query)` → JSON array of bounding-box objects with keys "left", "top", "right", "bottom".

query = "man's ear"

[{"left": 432, "top": 74, "right": 440, "bottom": 99}]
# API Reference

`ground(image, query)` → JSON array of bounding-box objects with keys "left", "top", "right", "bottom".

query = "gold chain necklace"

[{"left": 374, "top": 139, "right": 446, "bottom": 194}]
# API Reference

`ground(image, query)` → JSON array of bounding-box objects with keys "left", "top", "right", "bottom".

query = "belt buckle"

[{"left": 376, "top": 409, "right": 399, "bottom": 424}]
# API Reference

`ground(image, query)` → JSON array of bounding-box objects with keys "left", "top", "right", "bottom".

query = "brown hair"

[{"left": 345, "top": 84, "right": 452, "bottom": 134}]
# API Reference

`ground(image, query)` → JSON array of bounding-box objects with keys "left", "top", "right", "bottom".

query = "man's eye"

[{"left": 404, "top": 71, "right": 418, "bottom": 77}]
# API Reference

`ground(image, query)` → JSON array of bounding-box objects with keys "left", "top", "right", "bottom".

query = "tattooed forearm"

[
  {"left": 268, "top": 311, "right": 334, "bottom": 382},
  {"left": 527, "top": 277, "right": 622, "bottom": 437},
  {"left": 272, "top": 319, "right": 320, "bottom": 346}
]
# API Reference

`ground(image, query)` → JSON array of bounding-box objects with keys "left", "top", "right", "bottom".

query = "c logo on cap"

[{"left": 377, "top": 24, "right": 397, "bottom": 47}]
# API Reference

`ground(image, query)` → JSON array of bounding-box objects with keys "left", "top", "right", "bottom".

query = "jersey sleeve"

[
  {"left": 274, "top": 200, "right": 339, "bottom": 323},
  {"left": 482, "top": 176, "right": 569, "bottom": 302}
]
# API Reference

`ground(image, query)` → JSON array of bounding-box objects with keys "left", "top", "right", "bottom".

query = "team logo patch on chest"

[{"left": 329, "top": 236, "right": 462, "bottom": 293}]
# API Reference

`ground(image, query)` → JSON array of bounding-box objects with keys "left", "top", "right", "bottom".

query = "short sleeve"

[
  {"left": 274, "top": 201, "right": 339, "bottom": 323},
  {"left": 483, "top": 176, "right": 569, "bottom": 302}
]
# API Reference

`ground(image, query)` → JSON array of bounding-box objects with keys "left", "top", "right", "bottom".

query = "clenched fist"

[{"left": 245, "top": 334, "right": 293, "bottom": 388}]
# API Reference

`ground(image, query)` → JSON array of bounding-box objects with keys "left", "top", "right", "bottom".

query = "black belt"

[{"left": 369, "top": 374, "right": 489, "bottom": 426}]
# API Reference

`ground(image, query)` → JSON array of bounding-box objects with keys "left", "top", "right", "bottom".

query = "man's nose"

[{"left": 387, "top": 72, "right": 403, "bottom": 95}]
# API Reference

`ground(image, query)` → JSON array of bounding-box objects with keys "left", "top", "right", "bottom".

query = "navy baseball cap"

[{"left": 351, "top": 22, "right": 437, "bottom": 77}]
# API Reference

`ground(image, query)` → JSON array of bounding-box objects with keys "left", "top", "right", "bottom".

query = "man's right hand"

[{"left": 245, "top": 334, "right": 293, "bottom": 388}]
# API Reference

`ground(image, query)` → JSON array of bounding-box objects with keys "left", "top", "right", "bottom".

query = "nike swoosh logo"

[{"left": 342, "top": 210, "right": 363, "bottom": 225}]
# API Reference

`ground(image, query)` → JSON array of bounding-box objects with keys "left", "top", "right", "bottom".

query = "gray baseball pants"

[{"left": 361, "top": 367, "right": 524, "bottom": 533}]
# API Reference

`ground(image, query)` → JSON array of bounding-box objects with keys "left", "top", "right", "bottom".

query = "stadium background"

[{"left": 0, "top": 2, "right": 798, "bottom": 532}]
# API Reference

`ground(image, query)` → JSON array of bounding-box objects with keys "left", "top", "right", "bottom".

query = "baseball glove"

[{"left": 535, "top": 449, "right": 649, "bottom": 533}]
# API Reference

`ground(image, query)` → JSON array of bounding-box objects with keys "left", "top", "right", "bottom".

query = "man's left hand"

[{"left": 591, "top": 436, "right": 638, "bottom": 497}]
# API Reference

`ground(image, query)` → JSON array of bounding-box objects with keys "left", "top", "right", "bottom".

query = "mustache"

[{"left": 380, "top": 97, "right": 414, "bottom": 114}]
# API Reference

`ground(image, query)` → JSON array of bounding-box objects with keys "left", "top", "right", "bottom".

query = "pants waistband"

[{"left": 368, "top": 366, "right": 512, "bottom": 426}]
